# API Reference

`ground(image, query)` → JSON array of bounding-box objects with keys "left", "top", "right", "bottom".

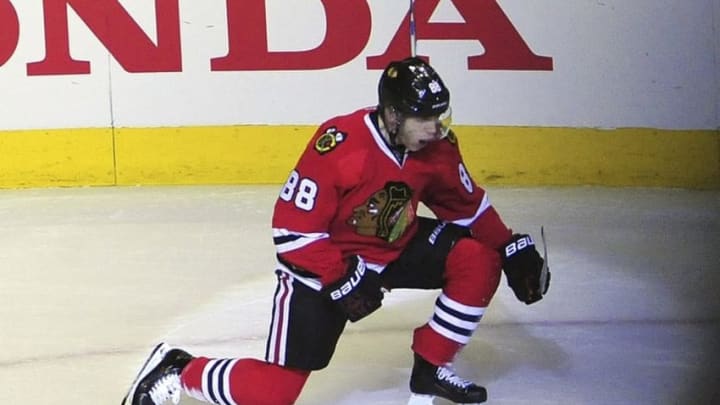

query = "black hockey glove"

[
  {"left": 500, "top": 234, "right": 550, "bottom": 305},
  {"left": 324, "top": 255, "right": 383, "bottom": 322}
]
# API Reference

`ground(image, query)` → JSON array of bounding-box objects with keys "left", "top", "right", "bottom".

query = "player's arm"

[
  {"left": 272, "top": 125, "right": 383, "bottom": 321},
  {"left": 423, "top": 136, "right": 549, "bottom": 304},
  {"left": 421, "top": 135, "right": 511, "bottom": 249},
  {"left": 272, "top": 165, "right": 347, "bottom": 286},
  {"left": 274, "top": 219, "right": 383, "bottom": 321}
]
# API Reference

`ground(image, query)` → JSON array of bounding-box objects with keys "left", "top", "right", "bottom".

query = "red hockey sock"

[
  {"left": 444, "top": 238, "right": 501, "bottom": 307},
  {"left": 412, "top": 324, "right": 462, "bottom": 365},
  {"left": 412, "top": 238, "right": 502, "bottom": 365},
  {"left": 181, "top": 357, "right": 310, "bottom": 405}
]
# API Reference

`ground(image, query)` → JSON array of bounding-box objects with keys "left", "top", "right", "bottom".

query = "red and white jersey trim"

[
  {"left": 272, "top": 227, "right": 330, "bottom": 254},
  {"left": 451, "top": 193, "right": 491, "bottom": 227},
  {"left": 364, "top": 113, "right": 406, "bottom": 168}
]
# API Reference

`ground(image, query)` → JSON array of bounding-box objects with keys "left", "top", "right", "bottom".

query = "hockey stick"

[
  {"left": 409, "top": 0, "right": 417, "bottom": 57},
  {"left": 539, "top": 226, "right": 549, "bottom": 295}
]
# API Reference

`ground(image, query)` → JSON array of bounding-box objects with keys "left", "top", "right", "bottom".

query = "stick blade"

[{"left": 539, "top": 226, "right": 550, "bottom": 295}]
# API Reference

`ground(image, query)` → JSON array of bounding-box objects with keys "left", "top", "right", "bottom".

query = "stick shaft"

[{"left": 409, "top": 0, "right": 417, "bottom": 56}]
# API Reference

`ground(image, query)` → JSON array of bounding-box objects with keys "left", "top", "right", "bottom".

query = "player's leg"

[
  {"left": 408, "top": 236, "right": 499, "bottom": 404},
  {"left": 180, "top": 270, "right": 347, "bottom": 404},
  {"left": 411, "top": 235, "right": 501, "bottom": 365},
  {"left": 122, "top": 344, "right": 309, "bottom": 405},
  {"left": 382, "top": 217, "right": 501, "bottom": 403},
  {"left": 180, "top": 357, "right": 309, "bottom": 405},
  {"left": 123, "top": 270, "right": 346, "bottom": 405}
]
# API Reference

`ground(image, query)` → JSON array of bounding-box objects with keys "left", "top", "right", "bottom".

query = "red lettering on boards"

[
  {"left": 367, "top": 0, "right": 552, "bottom": 70},
  {"left": 0, "top": 0, "right": 552, "bottom": 75},
  {"left": 0, "top": 0, "right": 20, "bottom": 67},
  {"left": 27, "top": 0, "right": 181, "bottom": 75}
]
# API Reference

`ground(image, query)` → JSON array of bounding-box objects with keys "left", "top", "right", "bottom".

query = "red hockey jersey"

[{"left": 272, "top": 108, "right": 511, "bottom": 290}]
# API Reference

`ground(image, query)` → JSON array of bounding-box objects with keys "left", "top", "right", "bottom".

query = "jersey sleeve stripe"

[
  {"left": 272, "top": 228, "right": 330, "bottom": 253},
  {"left": 450, "top": 193, "right": 491, "bottom": 227}
]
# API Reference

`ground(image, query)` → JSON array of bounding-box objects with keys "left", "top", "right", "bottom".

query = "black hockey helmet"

[{"left": 378, "top": 57, "right": 450, "bottom": 117}]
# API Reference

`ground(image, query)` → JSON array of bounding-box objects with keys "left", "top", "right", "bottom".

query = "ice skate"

[
  {"left": 121, "top": 343, "right": 193, "bottom": 405},
  {"left": 408, "top": 353, "right": 487, "bottom": 404}
]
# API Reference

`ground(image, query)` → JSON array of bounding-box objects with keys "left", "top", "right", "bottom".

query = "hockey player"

[{"left": 122, "top": 57, "right": 549, "bottom": 405}]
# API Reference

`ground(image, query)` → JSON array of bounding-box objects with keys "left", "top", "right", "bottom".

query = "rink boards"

[
  {"left": 0, "top": 125, "right": 717, "bottom": 189},
  {"left": 1, "top": 1, "right": 718, "bottom": 190}
]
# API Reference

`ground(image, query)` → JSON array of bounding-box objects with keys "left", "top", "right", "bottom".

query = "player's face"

[
  {"left": 396, "top": 109, "right": 452, "bottom": 152},
  {"left": 396, "top": 116, "right": 442, "bottom": 151}
]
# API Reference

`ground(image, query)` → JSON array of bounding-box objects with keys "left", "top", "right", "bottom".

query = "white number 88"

[
  {"left": 458, "top": 163, "right": 474, "bottom": 193},
  {"left": 280, "top": 170, "right": 318, "bottom": 211}
]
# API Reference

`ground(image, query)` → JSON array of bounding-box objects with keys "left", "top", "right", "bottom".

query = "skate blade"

[
  {"left": 121, "top": 343, "right": 170, "bottom": 405},
  {"left": 408, "top": 393, "right": 435, "bottom": 405},
  {"left": 408, "top": 393, "right": 485, "bottom": 405}
]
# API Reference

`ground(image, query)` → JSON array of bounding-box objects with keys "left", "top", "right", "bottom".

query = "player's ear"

[
  {"left": 385, "top": 106, "right": 400, "bottom": 129},
  {"left": 381, "top": 105, "right": 392, "bottom": 121}
]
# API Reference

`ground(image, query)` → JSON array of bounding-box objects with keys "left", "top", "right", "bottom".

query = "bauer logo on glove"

[
  {"left": 324, "top": 255, "right": 384, "bottom": 322},
  {"left": 503, "top": 235, "right": 535, "bottom": 257},
  {"left": 328, "top": 258, "right": 367, "bottom": 301},
  {"left": 499, "top": 233, "right": 550, "bottom": 305}
]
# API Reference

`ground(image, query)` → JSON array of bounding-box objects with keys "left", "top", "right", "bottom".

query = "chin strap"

[
  {"left": 378, "top": 121, "right": 405, "bottom": 162},
  {"left": 379, "top": 107, "right": 404, "bottom": 148}
]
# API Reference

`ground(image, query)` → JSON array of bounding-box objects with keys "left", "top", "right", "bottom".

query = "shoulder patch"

[{"left": 315, "top": 126, "right": 346, "bottom": 155}]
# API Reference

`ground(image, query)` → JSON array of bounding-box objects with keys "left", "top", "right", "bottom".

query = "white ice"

[{"left": 0, "top": 186, "right": 718, "bottom": 404}]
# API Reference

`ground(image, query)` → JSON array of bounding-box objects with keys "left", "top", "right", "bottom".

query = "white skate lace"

[
  {"left": 436, "top": 366, "right": 473, "bottom": 389},
  {"left": 148, "top": 373, "right": 182, "bottom": 405}
]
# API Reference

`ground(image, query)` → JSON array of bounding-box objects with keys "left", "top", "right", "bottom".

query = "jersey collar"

[{"left": 366, "top": 110, "right": 407, "bottom": 167}]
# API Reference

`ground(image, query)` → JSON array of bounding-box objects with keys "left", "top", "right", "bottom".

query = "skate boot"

[
  {"left": 408, "top": 353, "right": 487, "bottom": 404},
  {"left": 121, "top": 343, "right": 193, "bottom": 405}
]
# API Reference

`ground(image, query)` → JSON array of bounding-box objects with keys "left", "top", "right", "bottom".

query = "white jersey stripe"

[
  {"left": 365, "top": 111, "right": 406, "bottom": 168},
  {"left": 275, "top": 260, "right": 323, "bottom": 291},
  {"left": 451, "top": 193, "right": 491, "bottom": 227},
  {"left": 272, "top": 228, "right": 330, "bottom": 253}
]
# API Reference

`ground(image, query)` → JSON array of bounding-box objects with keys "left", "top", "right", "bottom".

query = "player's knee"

[
  {"left": 445, "top": 238, "right": 502, "bottom": 300},
  {"left": 447, "top": 238, "right": 501, "bottom": 275}
]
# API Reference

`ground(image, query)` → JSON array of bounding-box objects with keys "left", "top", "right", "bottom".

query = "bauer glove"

[
  {"left": 500, "top": 234, "right": 550, "bottom": 305},
  {"left": 324, "top": 255, "right": 383, "bottom": 322}
]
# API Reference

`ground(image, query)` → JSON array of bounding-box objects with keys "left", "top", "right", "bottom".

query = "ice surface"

[{"left": 0, "top": 186, "right": 718, "bottom": 404}]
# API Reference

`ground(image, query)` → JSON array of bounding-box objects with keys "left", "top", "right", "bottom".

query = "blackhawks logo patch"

[
  {"left": 315, "top": 127, "right": 346, "bottom": 155},
  {"left": 347, "top": 182, "right": 415, "bottom": 243}
]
